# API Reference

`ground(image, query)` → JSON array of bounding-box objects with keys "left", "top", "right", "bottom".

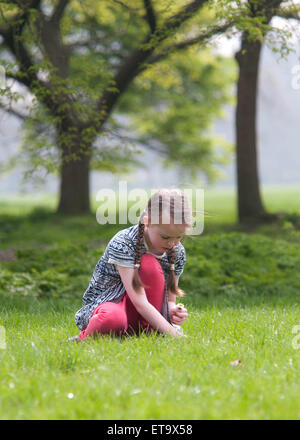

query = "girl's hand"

[{"left": 169, "top": 303, "right": 188, "bottom": 325}]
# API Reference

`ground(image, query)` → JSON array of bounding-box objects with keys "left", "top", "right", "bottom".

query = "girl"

[{"left": 71, "top": 188, "right": 192, "bottom": 341}]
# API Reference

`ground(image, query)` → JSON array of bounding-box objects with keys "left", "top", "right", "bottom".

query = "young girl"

[{"left": 71, "top": 188, "right": 192, "bottom": 341}]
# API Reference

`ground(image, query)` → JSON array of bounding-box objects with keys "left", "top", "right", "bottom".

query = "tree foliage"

[
  {"left": 0, "top": 0, "right": 298, "bottom": 191},
  {"left": 0, "top": 0, "right": 235, "bottom": 185}
]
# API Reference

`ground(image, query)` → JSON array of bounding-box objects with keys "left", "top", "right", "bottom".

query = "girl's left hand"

[{"left": 170, "top": 304, "right": 188, "bottom": 325}]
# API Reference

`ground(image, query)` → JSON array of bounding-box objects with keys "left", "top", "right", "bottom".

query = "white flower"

[{"left": 130, "top": 389, "right": 141, "bottom": 395}]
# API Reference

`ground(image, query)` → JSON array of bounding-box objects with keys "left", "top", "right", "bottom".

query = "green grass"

[{"left": 1, "top": 185, "right": 300, "bottom": 419}]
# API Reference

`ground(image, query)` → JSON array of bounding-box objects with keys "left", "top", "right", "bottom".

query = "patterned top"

[{"left": 75, "top": 223, "right": 186, "bottom": 330}]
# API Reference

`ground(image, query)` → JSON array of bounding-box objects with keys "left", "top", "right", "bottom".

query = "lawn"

[{"left": 0, "top": 185, "right": 300, "bottom": 419}]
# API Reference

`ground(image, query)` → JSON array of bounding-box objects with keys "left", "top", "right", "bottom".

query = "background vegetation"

[{"left": 1, "top": 186, "right": 300, "bottom": 419}]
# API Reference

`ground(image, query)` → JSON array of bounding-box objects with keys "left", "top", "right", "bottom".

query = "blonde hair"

[{"left": 132, "top": 188, "right": 192, "bottom": 297}]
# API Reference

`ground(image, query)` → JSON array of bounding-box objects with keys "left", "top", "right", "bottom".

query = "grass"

[{"left": 1, "top": 185, "right": 300, "bottom": 419}]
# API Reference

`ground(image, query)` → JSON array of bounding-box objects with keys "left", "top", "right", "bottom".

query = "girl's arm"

[
  {"left": 117, "top": 266, "right": 180, "bottom": 337},
  {"left": 168, "top": 277, "right": 178, "bottom": 311}
]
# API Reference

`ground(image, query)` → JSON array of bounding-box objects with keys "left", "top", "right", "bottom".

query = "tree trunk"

[
  {"left": 235, "top": 36, "right": 268, "bottom": 224},
  {"left": 57, "top": 129, "right": 92, "bottom": 215}
]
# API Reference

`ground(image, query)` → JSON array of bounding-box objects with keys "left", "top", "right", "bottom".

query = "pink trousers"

[{"left": 79, "top": 254, "right": 165, "bottom": 340}]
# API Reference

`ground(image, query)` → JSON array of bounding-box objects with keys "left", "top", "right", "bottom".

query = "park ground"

[{"left": 0, "top": 184, "right": 300, "bottom": 419}]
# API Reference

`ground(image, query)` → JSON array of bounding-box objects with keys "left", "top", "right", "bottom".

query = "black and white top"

[{"left": 75, "top": 223, "right": 186, "bottom": 330}]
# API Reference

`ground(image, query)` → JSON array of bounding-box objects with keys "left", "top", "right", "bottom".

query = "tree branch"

[
  {"left": 0, "top": 2, "right": 78, "bottom": 126},
  {"left": 0, "top": 1, "right": 41, "bottom": 46},
  {"left": 160, "top": 0, "right": 207, "bottom": 35},
  {"left": 3, "top": 70, "right": 35, "bottom": 90},
  {"left": 35, "top": 12, "right": 71, "bottom": 78},
  {"left": 0, "top": 0, "right": 42, "bottom": 88},
  {"left": 142, "top": 21, "right": 235, "bottom": 69},
  {"left": 50, "top": 0, "right": 69, "bottom": 24},
  {"left": 107, "top": 129, "right": 168, "bottom": 156},
  {"left": 0, "top": 101, "right": 27, "bottom": 120},
  {"left": 275, "top": 4, "right": 300, "bottom": 20},
  {"left": 96, "top": 0, "right": 208, "bottom": 126},
  {"left": 143, "top": 0, "right": 156, "bottom": 33},
  {"left": 1, "top": 34, "right": 41, "bottom": 90},
  {"left": 65, "top": 31, "right": 126, "bottom": 49}
]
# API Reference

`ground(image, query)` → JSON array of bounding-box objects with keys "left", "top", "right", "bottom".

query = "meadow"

[{"left": 0, "top": 185, "right": 300, "bottom": 419}]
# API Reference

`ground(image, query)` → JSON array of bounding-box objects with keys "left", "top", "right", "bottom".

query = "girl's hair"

[{"left": 132, "top": 188, "right": 193, "bottom": 297}]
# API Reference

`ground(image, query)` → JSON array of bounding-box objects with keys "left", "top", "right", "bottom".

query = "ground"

[{"left": 0, "top": 186, "right": 300, "bottom": 419}]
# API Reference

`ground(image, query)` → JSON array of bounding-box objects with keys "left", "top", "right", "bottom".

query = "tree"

[
  {"left": 0, "top": 0, "right": 234, "bottom": 214},
  {"left": 115, "top": 48, "right": 236, "bottom": 183},
  {"left": 234, "top": 0, "right": 299, "bottom": 224}
]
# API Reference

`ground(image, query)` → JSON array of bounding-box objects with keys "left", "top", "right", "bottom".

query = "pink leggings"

[{"left": 79, "top": 254, "right": 165, "bottom": 340}]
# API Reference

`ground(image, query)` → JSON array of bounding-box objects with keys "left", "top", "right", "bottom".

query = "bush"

[
  {"left": 181, "top": 232, "right": 300, "bottom": 306},
  {"left": 1, "top": 227, "right": 300, "bottom": 307}
]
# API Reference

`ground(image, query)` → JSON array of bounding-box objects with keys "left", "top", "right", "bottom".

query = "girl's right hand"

[{"left": 170, "top": 304, "right": 188, "bottom": 325}]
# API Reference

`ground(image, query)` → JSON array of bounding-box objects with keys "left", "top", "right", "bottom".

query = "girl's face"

[{"left": 143, "top": 216, "right": 186, "bottom": 254}]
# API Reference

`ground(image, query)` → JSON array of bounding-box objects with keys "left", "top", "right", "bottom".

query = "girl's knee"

[
  {"left": 92, "top": 307, "right": 127, "bottom": 335},
  {"left": 102, "top": 310, "right": 127, "bottom": 333},
  {"left": 140, "top": 254, "right": 163, "bottom": 276}
]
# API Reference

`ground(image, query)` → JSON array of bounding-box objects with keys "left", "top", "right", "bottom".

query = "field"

[{"left": 0, "top": 185, "right": 300, "bottom": 419}]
